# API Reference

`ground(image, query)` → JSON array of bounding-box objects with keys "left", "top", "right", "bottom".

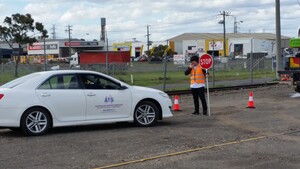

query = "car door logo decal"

[
  {"left": 104, "top": 95, "right": 114, "bottom": 103},
  {"left": 95, "top": 95, "right": 123, "bottom": 113}
]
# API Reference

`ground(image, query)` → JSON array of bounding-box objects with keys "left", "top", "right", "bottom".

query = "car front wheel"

[
  {"left": 134, "top": 101, "right": 159, "bottom": 127},
  {"left": 21, "top": 108, "right": 51, "bottom": 136}
]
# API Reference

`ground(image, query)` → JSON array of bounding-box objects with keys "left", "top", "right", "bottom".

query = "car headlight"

[{"left": 159, "top": 92, "right": 170, "bottom": 98}]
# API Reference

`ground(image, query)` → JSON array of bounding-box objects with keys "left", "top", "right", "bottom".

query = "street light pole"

[{"left": 234, "top": 17, "right": 243, "bottom": 33}]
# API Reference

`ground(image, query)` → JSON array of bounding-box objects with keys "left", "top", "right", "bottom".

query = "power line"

[
  {"left": 52, "top": 15, "right": 220, "bottom": 40},
  {"left": 107, "top": 15, "right": 218, "bottom": 33},
  {"left": 150, "top": 14, "right": 219, "bottom": 29}
]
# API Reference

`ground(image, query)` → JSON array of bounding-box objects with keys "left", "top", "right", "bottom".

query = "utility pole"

[
  {"left": 65, "top": 25, "right": 72, "bottom": 57},
  {"left": 275, "top": 0, "right": 282, "bottom": 79},
  {"left": 51, "top": 24, "right": 56, "bottom": 39},
  {"left": 145, "top": 25, "right": 151, "bottom": 57},
  {"left": 219, "top": 11, "right": 231, "bottom": 57},
  {"left": 41, "top": 29, "right": 49, "bottom": 71},
  {"left": 101, "top": 18, "right": 106, "bottom": 42}
]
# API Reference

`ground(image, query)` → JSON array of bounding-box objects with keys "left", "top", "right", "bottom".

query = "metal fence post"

[
  {"left": 250, "top": 38, "right": 254, "bottom": 84},
  {"left": 163, "top": 56, "right": 167, "bottom": 91}
]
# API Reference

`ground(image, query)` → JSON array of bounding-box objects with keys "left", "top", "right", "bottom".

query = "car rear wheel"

[
  {"left": 21, "top": 108, "right": 51, "bottom": 136},
  {"left": 134, "top": 101, "right": 158, "bottom": 127}
]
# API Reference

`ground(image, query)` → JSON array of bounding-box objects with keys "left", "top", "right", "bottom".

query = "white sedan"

[{"left": 0, "top": 70, "right": 173, "bottom": 136}]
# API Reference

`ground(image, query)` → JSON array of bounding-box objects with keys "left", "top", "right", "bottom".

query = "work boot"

[{"left": 191, "top": 111, "right": 199, "bottom": 115}]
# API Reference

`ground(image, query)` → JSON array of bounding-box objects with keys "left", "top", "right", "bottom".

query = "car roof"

[
  {"left": 38, "top": 70, "right": 102, "bottom": 75},
  {"left": 1, "top": 70, "right": 116, "bottom": 89}
]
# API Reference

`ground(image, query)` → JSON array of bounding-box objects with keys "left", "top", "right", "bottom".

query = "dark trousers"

[{"left": 191, "top": 87, "right": 207, "bottom": 113}]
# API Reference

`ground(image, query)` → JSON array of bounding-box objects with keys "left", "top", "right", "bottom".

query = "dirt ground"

[{"left": 1, "top": 83, "right": 300, "bottom": 169}]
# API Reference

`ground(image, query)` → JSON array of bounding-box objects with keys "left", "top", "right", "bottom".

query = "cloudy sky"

[{"left": 0, "top": 0, "right": 299, "bottom": 42}]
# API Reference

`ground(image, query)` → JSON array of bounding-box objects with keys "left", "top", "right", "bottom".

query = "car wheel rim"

[
  {"left": 26, "top": 111, "right": 48, "bottom": 133},
  {"left": 136, "top": 105, "right": 156, "bottom": 125}
]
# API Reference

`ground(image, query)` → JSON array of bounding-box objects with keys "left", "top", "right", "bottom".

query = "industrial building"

[
  {"left": 168, "top": 33, "right": 291, "bottom": 59},
  {"left": 0, "top": 39, "right": 105, "bottom": 64},
  {"left": 112, "top": 40, "right": 168, "bottom": 57},
  {"left": 0, "top": 32, "right": 292, "bottom": 63}
]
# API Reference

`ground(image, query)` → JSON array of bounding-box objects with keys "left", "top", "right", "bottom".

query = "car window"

[
  {"left": 39, "top": 74, "right": 79, "bottom": 89},
  {"left": 79, "top": 74, "right": 121, "bottom": 90}
]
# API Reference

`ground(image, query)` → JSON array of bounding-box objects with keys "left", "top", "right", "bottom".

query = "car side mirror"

[{"left": 119, "top": 83, "right": 127, "bottom": 90}]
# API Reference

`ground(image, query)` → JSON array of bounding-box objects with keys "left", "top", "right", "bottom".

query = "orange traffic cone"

[
  {"left": 173, "top": 95, "right": 181, "bottom": 111},
  {"left": 246, "top": 92, "right": 255, "bottom": 108}
]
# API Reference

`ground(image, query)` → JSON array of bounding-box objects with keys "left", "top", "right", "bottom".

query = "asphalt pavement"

[{"left": 1, "top": 84, "right": 299, "bottom": 169}]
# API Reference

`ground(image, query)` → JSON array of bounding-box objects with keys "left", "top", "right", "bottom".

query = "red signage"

[
  {"left": 64, "top": 41, "right": 99, "bottom": 47},
  {"left": 28, "top": 45, "right": 43, "bottom": 50},
  {"left": 199, "top": 54, "right": 213, "bottom": 69},
  {"left": 28, "top": 44, "right": 58, "bottom": 50},
  {"left": 64, "top": 42, "right": 81, "bottom": 46}
]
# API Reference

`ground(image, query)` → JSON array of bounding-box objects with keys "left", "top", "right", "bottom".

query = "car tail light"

[{"left": 0, "top": 94, "right": 4, "bottom": 100}]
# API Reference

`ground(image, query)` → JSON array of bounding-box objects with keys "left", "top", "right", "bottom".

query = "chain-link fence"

[{"left": 0, "top": 57, "right": 277, "bottom": 91}]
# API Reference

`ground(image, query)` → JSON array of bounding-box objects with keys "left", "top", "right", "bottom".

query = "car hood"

[{"left": 130, "top": 86, "right": 162, "bottom": 93}]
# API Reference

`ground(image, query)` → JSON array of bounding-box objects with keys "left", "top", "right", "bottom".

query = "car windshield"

[{"left": 0, "top": 73, "right": 41, "bottom": 88}]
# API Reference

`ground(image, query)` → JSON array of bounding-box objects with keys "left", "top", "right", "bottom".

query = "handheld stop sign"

[
  {"left": 199, "top": 53, "right": 213, "bottom": 70},
  {"left": 199, "top": 53, "right": 213, "bottom": 116}
]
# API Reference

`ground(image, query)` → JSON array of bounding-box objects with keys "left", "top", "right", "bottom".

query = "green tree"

[
  {"left": 0, "top": 13, "right": 48, "bottom": 77},
  {"left": 150, "top": 45, "right": 175, "bottom": 59}
]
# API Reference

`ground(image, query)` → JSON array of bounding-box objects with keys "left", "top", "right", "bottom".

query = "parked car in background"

[
  {"left": 149, "top": 56, "right": 162, "bottom": 62},
  {"left": 0, "top": 70, "right": 173, "bottom": 136},
  {"left": 162, "top": 56, "right": 173, "bottom": 62},
  {"left": 138, "top": 55, "right": 147, "bottom": 62},
  {"left": 133, "top": 56, "right": 141, "bottom": 62}
]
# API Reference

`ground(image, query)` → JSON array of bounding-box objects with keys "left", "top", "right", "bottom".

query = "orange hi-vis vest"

[{"left": 190, "top": 65, "right": 205, "bottom": 84}]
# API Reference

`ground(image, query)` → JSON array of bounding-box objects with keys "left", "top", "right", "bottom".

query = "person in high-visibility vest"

[{"left": 184, "top": 55, "right": 208, "bottom": 115}]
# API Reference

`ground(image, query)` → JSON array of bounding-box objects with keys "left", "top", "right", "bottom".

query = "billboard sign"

[
  {"left": 209, "top": 41, "right": 223, "bottom": 50},
  {"left": 173, "top": 54, "right": 185, "bottom": 65},
  {"left": 28, "top": 42, "right": 59, "bottom": 55}
]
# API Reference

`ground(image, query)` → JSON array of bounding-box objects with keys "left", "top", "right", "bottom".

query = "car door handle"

[
  {"left": 87, "top": 93, "right": 96, "bottom": 96},
  {"left": 40, "top": 93, "right": 51, "bottom": 97}
]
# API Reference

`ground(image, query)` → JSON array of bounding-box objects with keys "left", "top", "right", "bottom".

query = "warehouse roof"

[{"left": 168, "top": 33, "right": 291, "bottom": 41}]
